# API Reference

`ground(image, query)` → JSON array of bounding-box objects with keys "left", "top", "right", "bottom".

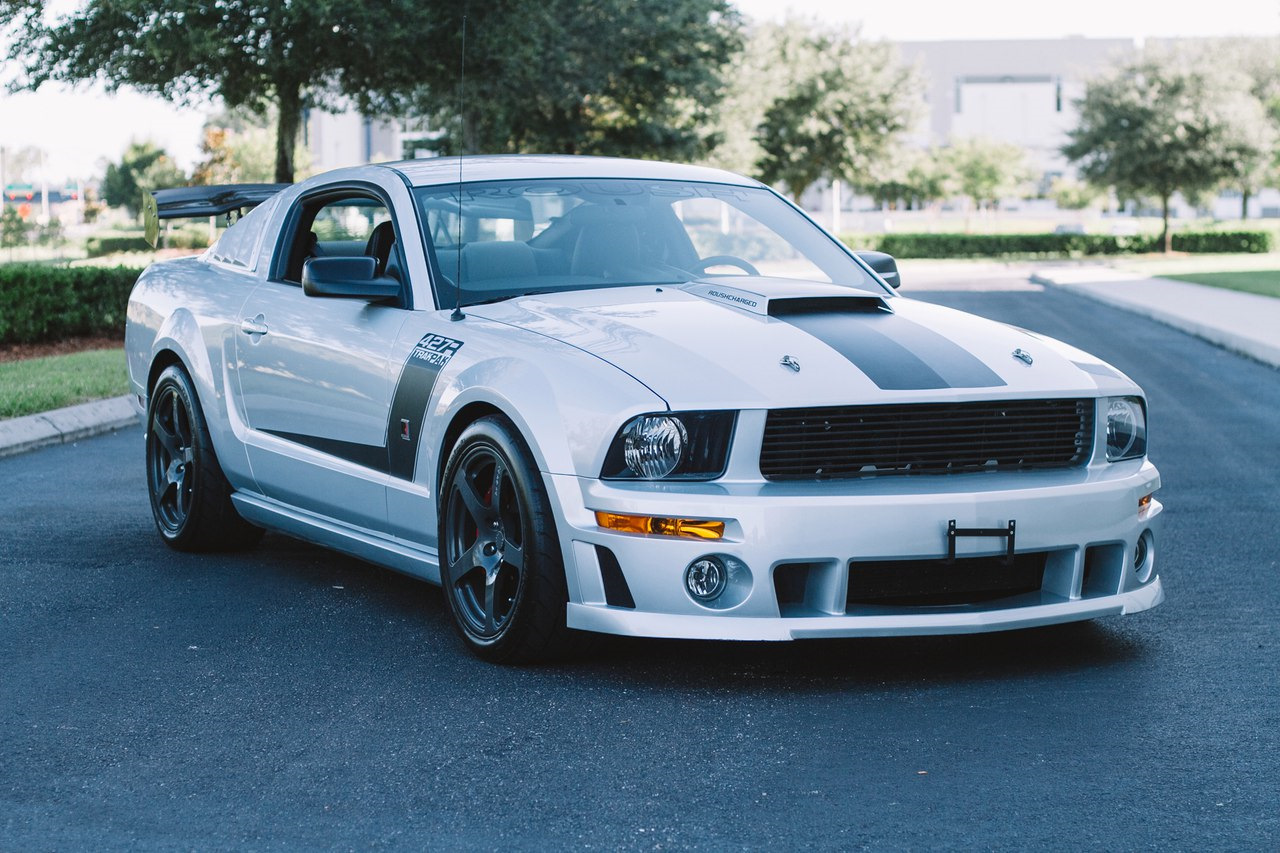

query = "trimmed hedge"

[
  {"left": 1170, "top": 230, "right": 1273, "bottom": 253},
  {"left": 843, "top": 230, "right": 1273, "bottom": 259},
  {"left": 85, "top": 231, "right": 210, "bottom": 257},
  {"left": 0, "top": 264, "right": 143, "bottom": 344}
]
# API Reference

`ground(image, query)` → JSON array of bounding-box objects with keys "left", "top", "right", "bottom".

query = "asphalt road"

[{"left": 3, "top": 267, "right": 1277, "bottom": 850}]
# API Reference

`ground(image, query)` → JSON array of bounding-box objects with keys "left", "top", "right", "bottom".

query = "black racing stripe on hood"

[{"left": 777, "top": 310, "right": 1006, "bottom": 390}]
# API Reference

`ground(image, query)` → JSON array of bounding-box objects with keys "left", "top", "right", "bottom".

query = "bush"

[
  {"left": 0, "top": 264, "right": 143, "bottom": 344},
  {"left": 841, "top": 230, "right": 1273, "bottom": 259},
  {"left": 85, "top": 230, "right": 210, "bottom": 257},
  {"left": 1169, "top": 230, "right": 1273, "bottom": 253}
]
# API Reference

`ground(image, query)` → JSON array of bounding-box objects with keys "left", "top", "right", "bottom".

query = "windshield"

[{"left": 414, "top": 178, "right": 885, "bottom": 308}]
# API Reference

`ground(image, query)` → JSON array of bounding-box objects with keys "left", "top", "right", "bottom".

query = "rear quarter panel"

[{"left": 125, "top": 256, "right": 261, "bottom": 488}]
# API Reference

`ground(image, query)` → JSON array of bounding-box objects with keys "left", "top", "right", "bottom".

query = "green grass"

[
  {"left": 1160, "top": 269, "right": 1280, "bottom": 299},
  {"left": 0, "top": 348, "right": 129, "bottom": 420}
]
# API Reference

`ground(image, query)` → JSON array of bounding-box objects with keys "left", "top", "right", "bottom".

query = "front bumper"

[{"left": 544, "top": 460, "right": 1164, "bottom": 641}]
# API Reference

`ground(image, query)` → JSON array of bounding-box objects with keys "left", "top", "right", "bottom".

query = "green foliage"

[
  {"left": 1169, "top": 230, "right": 1273, "bottom": 253},
  {"left": 859, "top": 147, "right": 948, "bottom": 209},
  {"left": 414, "top": 0, "right": 742, "bottom": 161},
  {"left": 1049, "top": 177, "right": 1105, "bottom": 211},
  {"left": 1063, "top": 53, "right": 1274, "bottom": 250},
  {"left": 0, "top": 348, "right": 128, "bottom": 420},
  {"left": 1, "top": 205, "right": 31, "bottom": 250},
  {"left": 84, "top": 231, "right": 209, "bottom": 257},
  {"left": 754, "top": 24, "right": 921, "bottom": 199},
  {"left": 191, "top": 126, "right": 276, "bottom": 185},
  {"left": 191, "top": 108, "right": 304, "bottom": 184},
  {"left": 101, "top": 142, "right": 186, "bottom": 217},
  {"left": 0, "top": 264, "right": 142, "bottom": 344},
  {"left": 36, "top": 217, "right": 64, "bottom": 248},
  {"left": 843, "top": 230, "right": 1272, "bottom": 260},
  {"left": 2, "top": 0, "right": 432, "bottom": 183},
  {"left": 1163, "top": 269, "right": 1280, "bottom": 299},
  {"left": 938, "top": 138, "right": 1032, "bottom": 210}
]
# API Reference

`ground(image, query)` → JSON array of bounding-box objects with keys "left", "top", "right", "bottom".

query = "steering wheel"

[{"left": 691, "top": 255, "right": 760, "bottom": 276}]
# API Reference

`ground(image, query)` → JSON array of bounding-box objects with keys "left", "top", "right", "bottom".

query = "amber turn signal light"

[{"left": 595, "top": 511, "right": 725, "bottom": 540}]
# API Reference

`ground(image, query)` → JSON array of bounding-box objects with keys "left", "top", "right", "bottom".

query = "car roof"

[{"left": 386, "top": 154, "right": 765, "bottom": 189}]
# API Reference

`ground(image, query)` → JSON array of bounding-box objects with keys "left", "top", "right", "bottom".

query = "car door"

[{"left": 235, "top": 184, "right": 410, "bottom": 530}]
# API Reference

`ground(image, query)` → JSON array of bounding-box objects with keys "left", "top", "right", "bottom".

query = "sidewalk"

[
  {"left": 1030, "top": 266, "right": 1280, "bottom": 369},
  {"left": 0, "top": 395, "right": 138, "bottom": 459}
]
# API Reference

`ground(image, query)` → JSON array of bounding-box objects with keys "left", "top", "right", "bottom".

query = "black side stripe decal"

[
  {"left": 261, "top": 430, "right": 390, "bottom": 473},
  {"left": 779, "top": 311, "right": 1006, "bottom": 390},
  {"left": 386, "top": 334, "right": 463, "bottom": 480},
  {"left": 264, "top": 333, "right": 463, "bottom": 480}
]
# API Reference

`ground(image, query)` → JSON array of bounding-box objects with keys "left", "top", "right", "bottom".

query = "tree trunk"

[
  {"left": 275, "top": 85, "right": 303, "bottom": 184},
  {"left": 1161, "top": 193, "right": 1172, "bottom": 254},
  {"left": 1241, "top": 187, "right": 1251, "bottom": 221}
]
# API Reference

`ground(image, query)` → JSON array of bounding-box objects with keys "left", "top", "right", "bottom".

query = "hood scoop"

[
  {"left": 683, "top": 277, "right": 890, "bottom": 317},
  {"left": 768, "top": 296, "right": 889, "bottom": 317}
]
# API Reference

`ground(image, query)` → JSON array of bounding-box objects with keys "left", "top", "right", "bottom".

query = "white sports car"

[{"left": 126, "top": 156, "right": 1163, "bottom": 662}]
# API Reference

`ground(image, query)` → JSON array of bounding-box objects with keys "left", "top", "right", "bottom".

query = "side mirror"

[
  {"left": 855, "top": 250, "right": 901, "bottom": 289},
  {"left": 302, "top": 256, "right": 400, "bottom": 300}
]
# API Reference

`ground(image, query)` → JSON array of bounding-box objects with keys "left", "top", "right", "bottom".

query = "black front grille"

[
  {"left": 760, "top": 399, "right": 1094, "bottom": 481},
  {"left": 847, "top": 553, "right": 1048, "bottom": 607}
]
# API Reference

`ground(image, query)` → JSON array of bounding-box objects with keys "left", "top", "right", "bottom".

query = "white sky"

[{"left": 3, "top": 0, "right": 1280, "bottom": 184}]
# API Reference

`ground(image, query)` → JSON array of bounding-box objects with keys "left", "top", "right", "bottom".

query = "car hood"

[{"left": 468, "top": 278, "right": 1128, "bottom": 410}]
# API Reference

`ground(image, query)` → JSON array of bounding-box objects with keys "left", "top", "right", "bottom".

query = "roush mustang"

[{"left": 126, "top": 156, "right": 1163, "bottom": 662}]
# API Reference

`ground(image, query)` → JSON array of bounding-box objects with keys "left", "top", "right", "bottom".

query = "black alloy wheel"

[
  {"left": 440, "top": 416, "right": 567, "bottom": 662},
  {"left": 148, "top": 379, "right": 196, "bottom": 534},
  {"left": 145, "top": 365, "right": 262, "bottom": 552}
]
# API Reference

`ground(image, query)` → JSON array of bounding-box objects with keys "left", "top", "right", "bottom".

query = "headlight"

[
  {"left": 623, "top": 415, "right": 687, "bottom": 479},
  {"left": 1105, "top": 396, "right": 1147, "bottom": 461},
  {"left": 601, "top": 411, "right": 736, "bottom": 480}
]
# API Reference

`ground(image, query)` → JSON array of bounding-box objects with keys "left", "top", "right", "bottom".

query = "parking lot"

[{"left": 3, "top": 269, "right": 1277, "bottom": 849}]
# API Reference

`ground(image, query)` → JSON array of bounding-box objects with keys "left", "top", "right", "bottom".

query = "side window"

[
  {"left": 208, "top": 195, "right": 279, "bottom": 271},
  {"left": 281, "top": 193, "right": 403, "bottom": 287}
]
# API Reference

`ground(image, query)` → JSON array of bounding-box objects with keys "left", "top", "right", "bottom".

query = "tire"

[
  {"left": 439, "top": 415, "right": 568, "bottom": 663},
  {"left": 146, "top": 364, "right": 263, "bottom": 552}
]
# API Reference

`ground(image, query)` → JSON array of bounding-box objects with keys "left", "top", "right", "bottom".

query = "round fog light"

[
  {"left": 685, "top": 556, "right": 727, "bottom": 602},
  {"left": 1134, "top": 530, "right": 1155, "bottom": 583}
]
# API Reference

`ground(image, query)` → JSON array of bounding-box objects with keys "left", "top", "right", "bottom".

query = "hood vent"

[{"left": 768, "top": 296, "right": 889, "bottom": 317}]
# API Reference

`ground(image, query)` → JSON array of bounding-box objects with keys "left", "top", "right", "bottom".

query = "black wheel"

[
  {"left": 690, "top": 254, "right": 760, "bottom": 276},
  {"left": 146, "top": 364, "right": 263, "bottom": 552},
  {"left": 440, "top": 415, "right": 567, "bottom": 663}
]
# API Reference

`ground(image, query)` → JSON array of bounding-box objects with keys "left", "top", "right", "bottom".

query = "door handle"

[{"left": 240, "top": 315, "right": 269, "bottom": 337}]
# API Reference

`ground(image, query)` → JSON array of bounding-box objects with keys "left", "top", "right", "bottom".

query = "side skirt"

[{"left": 230, "top": 491, "right": 442, "bottom": 585}]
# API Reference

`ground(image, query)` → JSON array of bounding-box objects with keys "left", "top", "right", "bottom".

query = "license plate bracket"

[{"left": 946, "top": 519, "right": 1016, "bottom": 566}]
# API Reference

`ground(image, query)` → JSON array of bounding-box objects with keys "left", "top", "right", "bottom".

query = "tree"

[
  {"left": 1, "top": 1, "right": 430, "bottom": 183},
  {"left": 704, "top": 20, "right": 832, "bottom": 177},
  {"left": 859, "top": 146, "right": 946, "bottom": 210},
  {"left": 0, "top": 204, "right": 31, "bottom": 254},
  {"left": 1049, "top": 176, "right": 1104, "bottom": 211},
  {"left": 940, "top": 137, "right": 1032, "bottom": 211},
  {"left": 101, "top": 141, "right": 186, "bottom": 217},
  {"left": 1063, "top": 54, "right": 1271, "bottom": 252},
  {"left": 754, "top": 25, "right": 921, "bottom": 200},
  {"left": 191, "top": 125, "right": 277, "bottom": 186},
  {"left": 411, "top": 0, "right": 742, "bottom": 160},
  {"left": 1216, "top": 38, "right": 1280, "bottom": 218}
]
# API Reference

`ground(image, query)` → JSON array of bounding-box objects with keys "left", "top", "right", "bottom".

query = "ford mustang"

[{"left": 126, "top": 155, "right": 1163, "bottom": 662}]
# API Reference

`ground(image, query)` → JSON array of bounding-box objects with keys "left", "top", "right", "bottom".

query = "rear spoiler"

[{"left": 143, "top": 183, "right": 289, "bottom": 248}]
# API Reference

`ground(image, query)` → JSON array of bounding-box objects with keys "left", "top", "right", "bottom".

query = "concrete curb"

[
  {"left": 1031, "top": 271, "right": 1280, "bottom": 370},
  {"left": 0, "top": 395, "right": 140, "bottom": 459}
]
